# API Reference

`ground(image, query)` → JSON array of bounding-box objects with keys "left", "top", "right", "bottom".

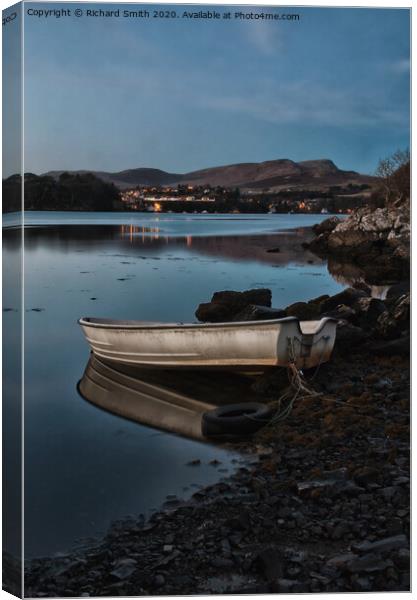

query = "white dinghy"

[{"left": 78, "top": 316, "right": 337, "bottom": 370}]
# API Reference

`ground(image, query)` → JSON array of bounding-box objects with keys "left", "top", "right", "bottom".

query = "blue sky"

[
  {"left": 21, "top": 4, "right": 410, "bottom": 176},
  {"left": 3, "top": 2, "right": 22, "bottom": 177}
]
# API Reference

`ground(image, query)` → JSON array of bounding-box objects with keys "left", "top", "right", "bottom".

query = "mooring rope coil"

[
  {"left": 264, "top": 337, "right": 323, "bottom": 427},
  {"left": 246, "top": 336, "right": 327, "bottom": 427}
]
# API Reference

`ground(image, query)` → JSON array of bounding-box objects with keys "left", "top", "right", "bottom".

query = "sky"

[
  {"left": 3, "top": 2, "right": 22, "bottom": 178},
  {"left": 16, "top": 3, "right": 411, "bottom": 176}
]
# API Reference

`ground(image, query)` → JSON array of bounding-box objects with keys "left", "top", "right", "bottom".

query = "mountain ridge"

[{"left": 43, "top": 158, "right": 376, "bottom": 191}]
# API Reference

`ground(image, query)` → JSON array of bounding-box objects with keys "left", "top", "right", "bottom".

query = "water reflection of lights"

[
  {"left": 120, "top": 224, "right": 161, "bottom": 243},
  {"left": 186, "top": 235, "right": 193, "bottom": 247}
]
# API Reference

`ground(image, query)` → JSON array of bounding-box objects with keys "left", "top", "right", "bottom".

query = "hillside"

[
  {"left": 45, "top": 168, "right": 181, "bottom": 189},
  {"left": 44, "top": 159, "right": 376, "bottom": 191}
]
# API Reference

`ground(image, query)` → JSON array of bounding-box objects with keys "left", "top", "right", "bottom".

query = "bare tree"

[{"left": 375, "top": 149, "right": 410, "bottom": 206}]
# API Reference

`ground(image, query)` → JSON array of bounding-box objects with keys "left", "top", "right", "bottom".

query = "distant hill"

[
  {"left": 44, "top": 168, "right": 181, "bottom": 189},
  {"left": 44, "top": 159, "right": 376, "bottom": 191}
]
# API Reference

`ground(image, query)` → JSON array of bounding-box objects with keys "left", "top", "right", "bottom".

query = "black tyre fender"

[{"left": 201, "top": 402, "right": 273, "bottom": 438}]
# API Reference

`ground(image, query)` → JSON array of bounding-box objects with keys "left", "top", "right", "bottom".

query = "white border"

[{"left": 0, "top": 2, "right": 413, "bottom": 600}]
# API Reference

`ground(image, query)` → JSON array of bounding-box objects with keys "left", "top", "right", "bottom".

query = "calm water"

[{"left": 4, "top": 212, "right": 346, "bottom": 558}]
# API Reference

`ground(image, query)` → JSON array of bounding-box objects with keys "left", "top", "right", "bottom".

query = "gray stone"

[
  {"left": 326, "top": 553, "right": 356, "bottom": 570},
  {"left": 346, "top": 554, "right": 393, "bottom": 573},
  {"left": 53, "top": 559, "right": 87, "bottom": 579},
  {"left": 378, "top": 486, "right": 400, "bottom": 501},
  {"left": 110, "top": 558, "right": 137, "bottom": 581},
  {"left": 155, "top": 550, "right": 181, "bottom": 567},
  {"left": 352, "top": 534, "right": 408, "bottom": 555},
  {"left": 297, "top": 477, "right": 362, "bottom": 497}
]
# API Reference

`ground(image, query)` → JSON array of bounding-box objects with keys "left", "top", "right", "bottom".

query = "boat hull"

[{"left": 78, "top": 316, "right": 337, "bottom": 369}]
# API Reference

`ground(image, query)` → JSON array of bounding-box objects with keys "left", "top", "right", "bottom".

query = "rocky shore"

[
  {"left": 25, "top": 278, "right": 410, "bottom": 596},
  {"left": 305, "top": 202, "right": 410, "bottom": 283},
  {"left": 195, "top": 283, "right": 410, "bottom": 359}
]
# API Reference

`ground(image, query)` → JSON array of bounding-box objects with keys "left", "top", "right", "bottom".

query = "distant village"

[
  {"left": 2, "top": 172, "right": 373, "bottom": 214},
  {"left": 121, "top": 185, "right": 217, "bottom": 212},
  {"left": 119, "top": 183, "right": 372, "bottom": 214}
]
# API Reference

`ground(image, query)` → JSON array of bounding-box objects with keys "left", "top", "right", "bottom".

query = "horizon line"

[{"left": 16, "top": 156, "right": 377, "bottom": 178}]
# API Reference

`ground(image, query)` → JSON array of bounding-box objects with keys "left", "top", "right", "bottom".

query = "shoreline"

[
  {"left": 24, "top": 280, "right": 410, "bottom": 596},
  {"left": 25, "top": 352, "right": 410, "bottom": 596},
  {"left": 3, "top": 210, "right": 339, "bottom": 231}
]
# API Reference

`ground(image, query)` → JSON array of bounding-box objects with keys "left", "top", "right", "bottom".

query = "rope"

[
  {"left": 263, "top": 337, "right": 322, "bottom": 427},
  {"left": 291, "top": 334, "right": 331, "bottom": 382},
  {"left": 307, "top": 339, "right": 330, "bottom": 382}
]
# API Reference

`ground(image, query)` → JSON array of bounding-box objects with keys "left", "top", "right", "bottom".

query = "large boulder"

[
  {"left": 320, "top": 304, "right": 357, "bottom": 323},
  {"left": 307, "top": 294, "right": 330, "bottom": 308},
  {"left": 329, "top": 206, "right": 409, "bottom": 265},
  {"left": 319, "top": 287, "right": 368, "bottom": 314},
  {"left": 211, "top": 289, "right": 272, "bottom": 306},
  {"left": 233, "top": 304, "right": 286, "bottom": 322},
  {"left": 285, "top": 301, "right": 320, "bottom": 320},
  {"left": 196, "top": 289, "right": 272, "bottom": 323},
  {"left": 307, "top": 217, "right": 344, "bottom": 255},
  {"left": 312, "top": 216, "right": 341, "bottom": 236}
]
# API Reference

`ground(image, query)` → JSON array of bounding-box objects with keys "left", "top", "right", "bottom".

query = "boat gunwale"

[{"left": 78, "top": 316, "right": 337, "bottom": 335}]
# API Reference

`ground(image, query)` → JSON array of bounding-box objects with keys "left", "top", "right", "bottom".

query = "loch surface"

[{"left": 4, "top": 212, "right": 346, "bottom": 558}]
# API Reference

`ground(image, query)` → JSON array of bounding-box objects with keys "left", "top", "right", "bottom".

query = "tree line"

[{"left": 2, "top": 172, "right": 121, "bottom": 213}]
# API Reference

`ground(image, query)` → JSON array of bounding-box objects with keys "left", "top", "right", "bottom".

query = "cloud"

[
  {"left": 25, "top": 27, "right": 409, "bottom": 139},
  {"left": 386, "top": 58, "right": 410, "bottom": 75},
  {"left": 243, "top": 20, "right": 282, "bottom": 56},
  {"left": 33, "top": 60, "right": 408, "bottom": 133},
  {"left": 199, "top": 80, "right": 409, "bottom": 129}
]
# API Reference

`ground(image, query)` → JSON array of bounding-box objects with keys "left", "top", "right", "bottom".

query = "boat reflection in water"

[{"left": 77, "top": 354, "right": 264, "bottom": 441}]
